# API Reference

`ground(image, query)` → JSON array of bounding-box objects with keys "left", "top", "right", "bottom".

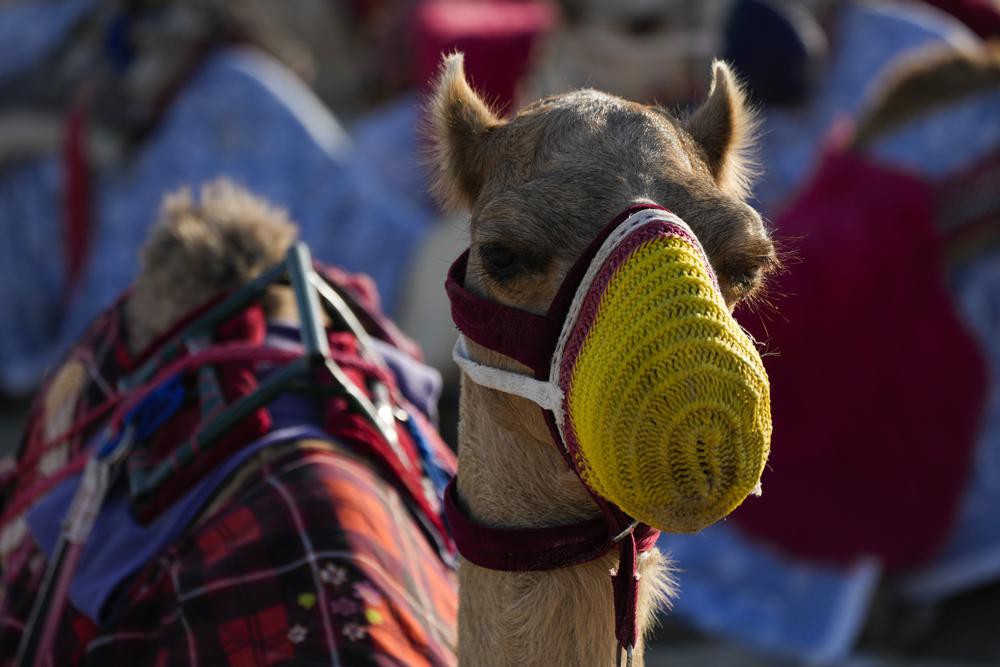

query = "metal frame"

[{"left": 128, "top": 241, "right": 407, "bottom": 508}]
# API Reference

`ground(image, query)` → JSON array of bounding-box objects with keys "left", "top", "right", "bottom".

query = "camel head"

[
  {"left": 430, "top": 53, "right": 775, "bottom": 314},
  {"left": 430, "top": 53, "right": 775, "bottom": 536}
]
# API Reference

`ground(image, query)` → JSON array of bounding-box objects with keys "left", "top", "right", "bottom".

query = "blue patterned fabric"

[
  {"left": 868, "top": 90, "right": 1000, "bottom": 176},
  {"left": 0, "top": 0, "right": 93, "bottom": 82},
  {"left": 27, "top": 425, "right": 328, "bottom": 623},
  {"left": 351, "top": 95, "right": 437, "bottom": 220},
  {"left": 662, "top": 525, "right": 880, "bottom": 663},
  {"left": 0, "top": 161, "right": 65, "bottom": 392},
  {"left": 0, "top": 47, "right": 434, "bottom": 393}
]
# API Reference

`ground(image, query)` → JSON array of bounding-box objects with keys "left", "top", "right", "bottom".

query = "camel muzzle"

[{"left": 449, "top": 205, "right": 771, "bottom": 531}]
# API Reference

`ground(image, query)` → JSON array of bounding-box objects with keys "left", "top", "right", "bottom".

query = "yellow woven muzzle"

[{"left": 556, "top": 215, "right": 771, "bottom": 533}]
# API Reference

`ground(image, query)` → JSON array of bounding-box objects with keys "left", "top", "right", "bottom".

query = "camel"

[
  {"left": 0, "top": 52, "right": 774, "bottom": 666},
  {"left": 428, "top": 53, "right": 775, "bottom": 665}
]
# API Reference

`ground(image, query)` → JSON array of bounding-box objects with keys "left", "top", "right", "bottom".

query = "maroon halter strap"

[
  {"left": 444, "top": 478, "right": 660, "bottom": 649},
  {"left": 443, "top": 479, "right": 614, "bottom": 570}
]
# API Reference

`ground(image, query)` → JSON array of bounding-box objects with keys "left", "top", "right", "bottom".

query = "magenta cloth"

[
  {"left": 919, "top": 0, "right": 1000, "bottom": 38},
  {"left": 412, "top": 0, "right": 554, "bottom": 114},
  {"left": 731, "top": 145, "right": 987, "bottom": 571}
]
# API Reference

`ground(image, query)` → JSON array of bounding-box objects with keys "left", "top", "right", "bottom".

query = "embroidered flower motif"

[
  {"left": 353, "top": 582, "right": 381, "bottom": 606},
  {"left": 329, "top": 597, "right": 361, "bottom": 616},
  {"left": 343, "top": 623, "right": 367, "bottom": 641},
  {"left": 288, "top": 624, "right": 308, "bottom": 644},
  {"left": 319, "top": 562, "right": 347, "bottom": 586}
]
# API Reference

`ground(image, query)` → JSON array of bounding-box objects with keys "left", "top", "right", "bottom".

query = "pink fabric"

[
  {"left": 413, "top": 1, "right": 555, "bottom": 113},
  {"left": 731, "top": 146, "right": 987, "bottom": 571},
  {"left": 918, "top": 0, "right": 1000, "bottom": 38}
]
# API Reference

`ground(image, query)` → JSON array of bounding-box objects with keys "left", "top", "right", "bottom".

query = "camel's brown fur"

[
  {"left": 684, "top": 60, "right": 760, "bottom": 201},
  {"left": 125, "top": 181, "right": 297, "bottom": 354},
  {"left": 427, "top": 52, "right": 776, "bottom": 665}
]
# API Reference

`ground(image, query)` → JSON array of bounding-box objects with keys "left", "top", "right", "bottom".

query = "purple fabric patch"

[{"left": 27, "top": 425, "right": 332, "bottom": 624}]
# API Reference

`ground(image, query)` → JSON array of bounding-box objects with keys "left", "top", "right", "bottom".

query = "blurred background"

[{"left": 0, "top": 0, "right": 998, "bottom": 664}]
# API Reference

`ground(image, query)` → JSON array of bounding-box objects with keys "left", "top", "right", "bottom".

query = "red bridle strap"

[
  {"left": 444, "top": 478, "right": 614, "bottom": 570},
  {"left": 444, "top": 478, "right": 660, "bottom": 650}
]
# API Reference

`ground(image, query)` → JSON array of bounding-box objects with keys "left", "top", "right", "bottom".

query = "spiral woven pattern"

[{"left": 560, "top": 223, "right": 771, "bottom": 533}]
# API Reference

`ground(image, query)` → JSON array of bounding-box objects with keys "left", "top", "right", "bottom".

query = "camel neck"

[{"left": 453, "top": 379, "right": 657, "bottom": 666}]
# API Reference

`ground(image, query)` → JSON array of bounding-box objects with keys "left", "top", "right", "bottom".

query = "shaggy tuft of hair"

[
  {"left": 425, "top": 52, "right": 503, "bottom": 211},
  {"left": 126, "top": 180, "right": 297, "bottom": 354},
  {"left": 684, "top": 60, "right": 760, "bottom": 200}
]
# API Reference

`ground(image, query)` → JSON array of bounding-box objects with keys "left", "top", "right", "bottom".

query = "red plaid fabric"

[
  {"left": 0, "top": 264, "right": 457, "bottom": 665},
  {"left": 2, "top": 443, "right": 457, "bottom": 665}
]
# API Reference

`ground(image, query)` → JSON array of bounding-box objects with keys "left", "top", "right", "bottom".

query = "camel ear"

[
  {"left": 428, "top": 52, "right": 503, "bottom": 211},
  {"left": 685, "top": 61, "right": 758, "bottom": 199}
]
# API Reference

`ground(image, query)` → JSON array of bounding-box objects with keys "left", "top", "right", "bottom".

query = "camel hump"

[{"left": 125, "top": 180, "right": 299, "bottom": 353}]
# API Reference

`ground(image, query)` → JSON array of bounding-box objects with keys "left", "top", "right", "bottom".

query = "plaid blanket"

[
  {"left": 0, "top": 265, "right": 457, "bottom": 666},
  {"left": 3, "top": 442, "right": 457, "bottom": 666}
]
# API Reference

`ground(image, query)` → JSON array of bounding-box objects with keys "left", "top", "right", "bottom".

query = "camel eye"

[{"left": 479, "top": 243, "right": 520, "bottom": 281}]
